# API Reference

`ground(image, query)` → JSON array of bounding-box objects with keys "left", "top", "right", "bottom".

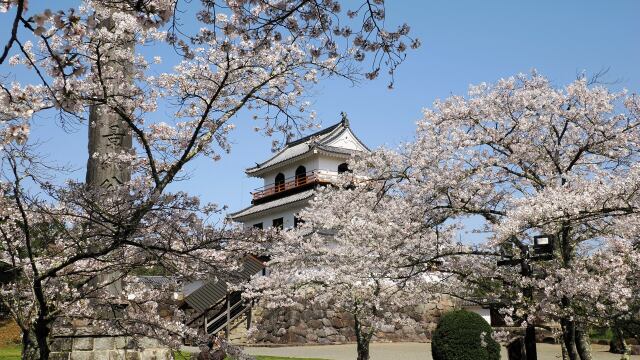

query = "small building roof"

[
  {"left": 245, "top": 116, "right": 369, "bottom": 177},
  {"left": 182, "top": 256, "right": 265, "bottom": 313},
  {"left": 229, "top": 189, "right": 315, "bottom": 222}
]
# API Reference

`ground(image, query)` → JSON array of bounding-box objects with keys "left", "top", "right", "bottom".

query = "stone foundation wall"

[
  {"left": 49, "top": 336, "right": 172, "bottom": 360},
  {"left": 249, "top": 296, "right": 455, "bottom": 344}
]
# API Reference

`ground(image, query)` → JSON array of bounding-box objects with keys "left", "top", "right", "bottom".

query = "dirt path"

[{"left": 242, "top": 342, "right": 639, "bottom": 360}]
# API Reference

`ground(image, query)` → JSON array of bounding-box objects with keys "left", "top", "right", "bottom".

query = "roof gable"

[
  {"left": 323, "top": 127, "right": 369, "bottom": 152},
  {"left": 245, "top": 117, "right": 368, "bottom": 176}
]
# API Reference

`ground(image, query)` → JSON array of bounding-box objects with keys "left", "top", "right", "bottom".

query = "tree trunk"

[
  {"left": 524, "top": 323, "right": 538, "bottom": 360},
  {"left": 575, "top": 326, "right": 593, "bottom": 360},
  {"left": 561, "top": 339, "right": 569, "bottom": 360},
  {"left": 561, "top": 318, "right": 579, "bottom": 360},
  {"left": 609, "top": 327, "right": 631, "bottom": 359},
  {"left": 507, "top": 337, "right": 526, "bottom": 360},
  {"left": 356, "top": 336, "right": 371, "bottom": 360},
  {"left": 22, "top": 330, "right": 39, "bottom": 360},
  {"left": 21, "top": 322, "right": 51, "bottom": 360},
  {"left": 353, "top": 314, "right": 372, "bottom": 360}
]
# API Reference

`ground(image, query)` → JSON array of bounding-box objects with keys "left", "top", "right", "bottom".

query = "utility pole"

[
  {"left": 498, "top": 235, "right": 555, "bottom": 360},
  {"left": 520, "top": 258, "right": 537, "bottom": 360}
]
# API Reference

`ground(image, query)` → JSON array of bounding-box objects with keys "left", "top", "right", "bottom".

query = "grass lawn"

[{"left": 0, "top": 345, "right": 20, "bottom": 360}]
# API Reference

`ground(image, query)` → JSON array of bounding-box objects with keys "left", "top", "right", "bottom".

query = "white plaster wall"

[
  {"left": 245, "top": 207, "right": 300, "bottom": 230},
  {"left": 317, "top": 156, "right": 347, "bottom": 172},
  {"left": 260, "top": 157, "right": 318, "bottom": 187},
  {"left": 325, "top": 129, "right": 368, "bottom": 152},
  {"left": 467, "top": 306, "right": 492, "bottom": 325},
  {"left": 258, "top": 154, "right": 348, "bottom": 187}
]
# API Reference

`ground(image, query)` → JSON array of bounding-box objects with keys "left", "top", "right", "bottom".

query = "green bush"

[{"left": 431, "top": 309, "right": 501, "bottom": 360}]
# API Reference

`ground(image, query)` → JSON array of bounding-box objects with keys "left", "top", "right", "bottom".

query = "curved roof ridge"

[
  {"left": 245, "top": 116, "right": 368, "bottom": 176},
  {"left": 246, "top": 119, "right": 347, "bottom": 174},
  {"left": 285, "top": 119, "right": 344, "bottom": 147}
]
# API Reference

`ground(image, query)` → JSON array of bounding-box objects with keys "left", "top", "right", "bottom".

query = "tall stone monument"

[
  {"left": 51, "top": 15, "right": 172, "bottom": 360},
  {"left": 86, "top": 16, "right": 133, "bottom": 189}
]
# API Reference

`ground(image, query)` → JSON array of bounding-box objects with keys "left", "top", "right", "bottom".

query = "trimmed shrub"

[{"left": 431, "top": 309, "right": 501, "bottom": 360}]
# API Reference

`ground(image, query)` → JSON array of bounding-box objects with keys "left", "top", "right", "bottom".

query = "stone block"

[
  {"left": 289, "top": 325, "right": 307, "bottom": 336},
  {"left": 331, "top": 318, "right": 346, "bottom": 328},
  {"left": 70, "top": 351, "right": 94, "bottom": 360},
  {"left": 323, "top": 327, "right": 337, "bottom": 336},
  {"left": 631, "top": 345, "right": 640, "bottom": 356},
  {"left": 94, "top": 337, "right": 115, "bottom": 350},
  {"left": 140, "top": 350, "right": 168, "bottom": 360},
  {"left": 305, "top": 333, "right": 318, "bottom": 342},
  {"left": 379, "top": 324, "right": 395, "bottom": 333},
  {"left": 108, "top": 350, "right": 126, "bottom": 360},
  {"left": 288, "top": 310, "right": 300, "bottom": 322},
  {"left": 138, "top": 337, "right": 160, "bottom": 349},
  {"left": 92, "top": 350, "right": 111, "bottom": 360},
  {"left": 340, "top": 312, "right": 353, "bottom": 321},
  {"left": 125, "top": 351, "right": 140, "bottom": 360},
  {"left": 156, "top": 350, "right": 171, "bottom": 360},
  {"left": 113, "top": 337, "right": 128, "bottom": 349},
  {"left": 307, "top": 319, "right": 323, "bottom": 329},
  {"left": 73, "top": 338, "right": 94, "bottom": 351},
  {"left": 321, "top": 318, "right": 332, "bottom": 327},
  {"left": 50, "top": 352, "right": 71, "bottom": 360},
  {"left": 402, "top": 325, "right": 416, "bottom": 335},
  {"left": 51, "top": 338, "right": 73, "bottom": 352},
  {"left": 252, "top": 330, "right": 266, "bottom": 341}
]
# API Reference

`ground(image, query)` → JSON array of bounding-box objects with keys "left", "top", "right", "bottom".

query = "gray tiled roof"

[
  {"left": 247, "top": 141, "right": 314, "bottom": 173},
  {"left": 246, "top": 119, "right": 364, "bottom": 176},
  {"left": 183, "top": 256, "right": 265, "bottom": 313},
  {"left": 229, "top": 189, "right": 315, "bottom": 220},
  {"left": 136, "top": 276, "right": 176, "bottom": 287}
]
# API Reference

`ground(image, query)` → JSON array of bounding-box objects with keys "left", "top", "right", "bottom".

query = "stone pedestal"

[{"left": 50, "top": 336, "right": 173, "bottom": 360}]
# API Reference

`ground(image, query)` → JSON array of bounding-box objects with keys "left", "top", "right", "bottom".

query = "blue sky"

[{"left": 7, "top": 0, "right": 640, "bottom": 219}]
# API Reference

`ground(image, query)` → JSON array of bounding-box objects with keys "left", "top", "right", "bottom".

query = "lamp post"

[{"left": 498, "top": 234, "right": 555, "bottom": 360}]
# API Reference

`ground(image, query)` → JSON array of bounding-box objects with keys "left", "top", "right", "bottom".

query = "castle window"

[
  {"left": 272, "top": 217, "right": 283, "bottom": 229},
  {"left": 294, "top": 216, "right": 304, "bottom": 228},
  {"left": 338, "top": 163, "right": 350, "bottom": 173},
  {"left": 253, "top": 223, "right": 263, "bottom": 229},
  {"left": 295, "top": 166, "right": 307, "bottom": 186},
  {"left": 274, "top": 173, "right": 285, "bottom": 192}
]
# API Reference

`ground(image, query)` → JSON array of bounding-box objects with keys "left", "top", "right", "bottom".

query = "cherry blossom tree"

[
  {"left": 410, "top": 72, "right": 640, "bottom": 360},
  {"left": 319, "top": 72, "right": 640, "bottom": 360},
  {"left": 245, "top": 150, "right": 459, "bottom": 360},
  {"left": 0, "top": 1, "right": 418, "bottom": 359}
]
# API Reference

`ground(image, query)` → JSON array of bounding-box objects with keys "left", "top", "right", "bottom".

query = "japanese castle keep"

[{"left": 230, "top": 116, "right": 368, "bottom": 229}]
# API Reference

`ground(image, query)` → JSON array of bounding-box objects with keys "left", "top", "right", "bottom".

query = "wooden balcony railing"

[{"left": 251, "top": 170, "right": 336, "bottom": 202}]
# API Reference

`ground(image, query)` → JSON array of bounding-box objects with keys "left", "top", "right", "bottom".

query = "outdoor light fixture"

[{"left": 533, "top": 234, "right": 554, "bottom": 256}]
